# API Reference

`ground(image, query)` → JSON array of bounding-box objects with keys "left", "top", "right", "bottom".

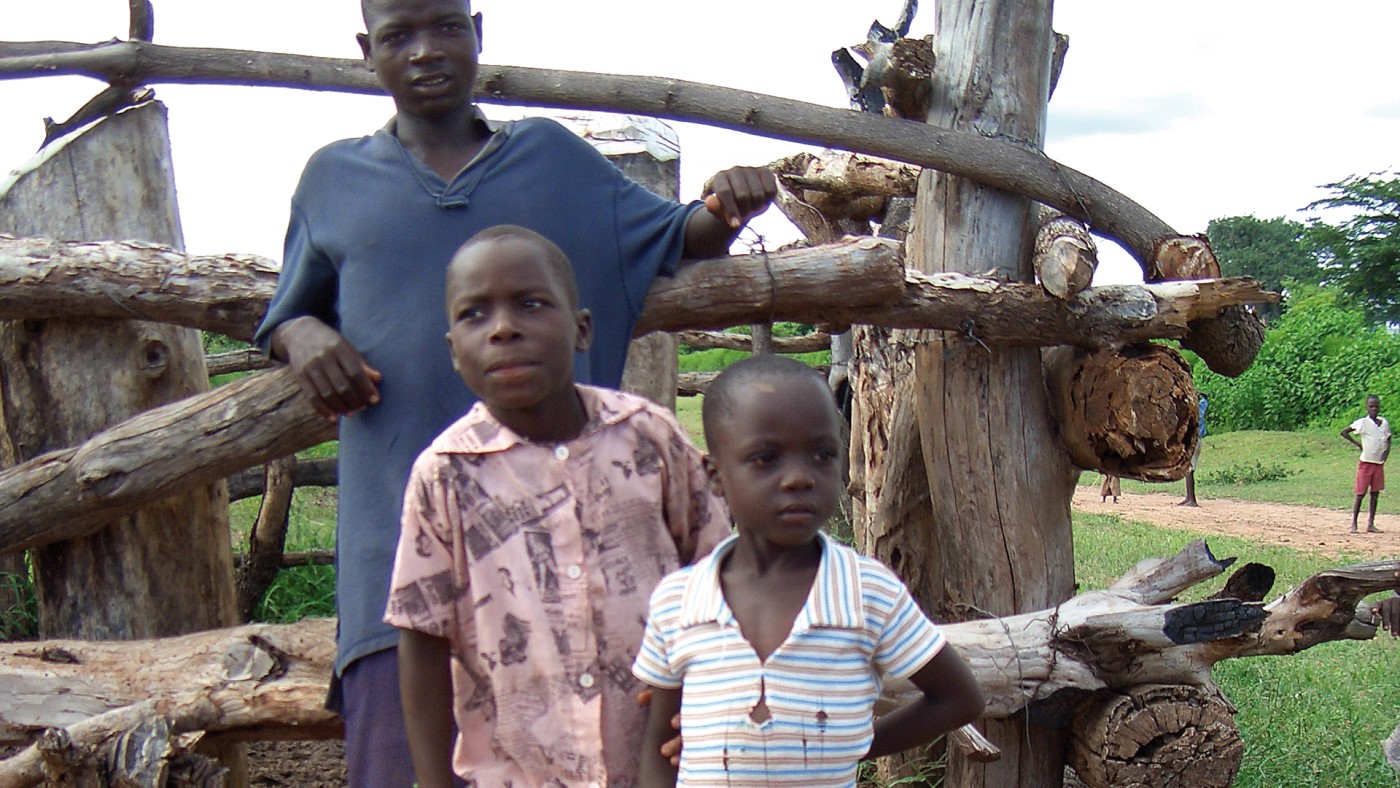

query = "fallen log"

[
  {"left": 0, "top": 234, "right": 1276, "bottom": 351},
  {"left": 0, "top": 39, "right": 1180, "bottom": 268},
  {"left": 1043, "top": 344, "right": 1198, "bottom": 481},
  {"left": 675, "top": 329, "right": 831, "bottom": 354},
  {"left": 3, "top": 549, "right": 1396, "bottom": 785}
]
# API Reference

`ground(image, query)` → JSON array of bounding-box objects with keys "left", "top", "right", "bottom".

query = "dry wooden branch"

[
  {"left": 1179, "top": 303, "right": 1266, "bottom": 378},
  {"left": 676, "top": 329, "right": 831, "bottom": 354},
  {"left": 1034, "top": 212, "right": 1097, "bottom": 299},
  {"left": 0, "top": 39, "right": 1180, "bottom": 267},
  {"left": 0, "top": 234, "right": 278, "bottom": 341},
  {"left": 0, "top": 368, "right": 334, "bottom": 556},
  {"left": 226, "top": 457, "right": 337, "bottom": 502},
  {"left": 2, "top": 233, "right": 1276, "bottom": 350},
  {"left": 677, "top": 371, "right": 717, "bottom": 397},
  {"left": 206, "top": 348, "right": 273, "bottom": 377},
  {"left": 234, "top": 457, "right": 295, "bottom": 622}
]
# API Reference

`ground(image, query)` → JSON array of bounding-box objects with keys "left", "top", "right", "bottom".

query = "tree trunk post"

[
  {"left": 0, "top": 100, "right": 243, "bottom": 782},
  {"left": 856, "top": 3, "right": 1075, "bottom": 785}
]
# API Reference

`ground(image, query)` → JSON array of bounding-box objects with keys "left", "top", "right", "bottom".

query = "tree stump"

[{"left": 1068, "top": 683, "right": 1243, "bottom": 788}]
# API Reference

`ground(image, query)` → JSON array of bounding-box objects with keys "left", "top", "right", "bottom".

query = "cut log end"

[
  {"left": 1181, "top": 304, "right": 1266, "bottom": 378},
  {"left": 1069, "top": 684, "right": 1242, "bottom": 788},
  {"left": 1151, "top": 235, "right": 1220, "bottom": 281},
  {"left": 1047, "top": 344, "right": 1198, "bottom": 481}
]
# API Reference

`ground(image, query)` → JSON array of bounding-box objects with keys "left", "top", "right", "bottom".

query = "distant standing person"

[
  {"left": 1342, "top": 394, "right": 1391, "bottom": 534},
  {"left": 1180, "top": 394, "right": 1208, "bottom": 507},
  {"left": 1099, "top": 473, "right": 1120, "bottom": 504}
]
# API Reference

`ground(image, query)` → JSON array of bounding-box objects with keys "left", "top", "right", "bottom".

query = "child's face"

[
  {"left": 706, "top": 375, "right": 845, "bottom": 549},
  {"left": 1368, "top": 397, "right": 1382, "bottom": 418},
  {"left": 358, "top": 0, "right": 481, "bottom": 121},
  {"left": 444, "top": 238, "right": 591, "bottom": 426}
]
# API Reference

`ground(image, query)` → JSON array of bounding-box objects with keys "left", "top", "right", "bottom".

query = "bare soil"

[
  {"left": 246, "top": 491, "right": 1398, "bottom": 786},
  {"left": 1073, "top": 486, "right": 1400, "bottom": 560}
]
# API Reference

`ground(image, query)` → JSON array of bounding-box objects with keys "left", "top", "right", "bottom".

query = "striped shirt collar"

[{"left": 679, "top": 531, "right": 865, "bottom": 630}]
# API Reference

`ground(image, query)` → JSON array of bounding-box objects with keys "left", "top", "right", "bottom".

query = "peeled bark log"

[
  {"left": 675, "top": 329, "right": 831, "bottom": 354},
  {"left": 0, "top": 369, "right": 335, "bottom": 556},
  {"left": 1068, "top": 684, "right": 1242, "bottom": 788},
  {"left": 1180, "top": 303, "right": 1267, "bottom": 378},
  {"left": 0, "top": 39, "right": 1181, "bottom": 268},
  {"left": 1034, "top": 213, "right": 1097, "bottom": 299},
  {"left": 0, "top": 233, "right": 1277, "bottom": 349},
  {"left": 1045, "top": 344, "right": 1198, "bottom": 481}
]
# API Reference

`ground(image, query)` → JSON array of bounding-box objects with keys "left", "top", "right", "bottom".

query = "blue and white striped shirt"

[{"left": 633, "top": 532, "right": 945, "bottom": 786}]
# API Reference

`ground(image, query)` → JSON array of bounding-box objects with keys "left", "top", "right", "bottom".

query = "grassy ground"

[{"left": 1082, "top": 428, "right": 1373, "bottom": 511}]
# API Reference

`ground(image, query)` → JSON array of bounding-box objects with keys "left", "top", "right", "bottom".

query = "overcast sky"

[{"left": 4, "top": 1, "right": 1399, "bottom": 284}]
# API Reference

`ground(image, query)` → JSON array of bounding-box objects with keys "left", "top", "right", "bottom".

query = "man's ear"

[
  {"left": 574, "top": 308, "right": 593, "bottom": 354},
  {"left": 473, "top": 12, "right": 483, "bottom": 53},
  {"left": 356, "top": 32, "right": 373, "bottom": 66}
]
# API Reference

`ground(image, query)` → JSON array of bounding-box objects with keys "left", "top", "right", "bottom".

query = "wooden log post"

[
  {"left": 0, "top": 99, "right": 245, "bottom": 782},
  {"left": 858, "top": 2, "right": 1074, "bottom": 784}
]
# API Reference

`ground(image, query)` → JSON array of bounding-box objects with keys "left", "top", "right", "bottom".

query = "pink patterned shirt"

[{"left": 384, "top": 386, "right": 731, "bottom": 787}]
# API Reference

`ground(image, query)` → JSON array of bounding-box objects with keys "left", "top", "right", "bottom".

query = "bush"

[{"left": 1203, "top": 461, "right": 1300, "bottom": 486}]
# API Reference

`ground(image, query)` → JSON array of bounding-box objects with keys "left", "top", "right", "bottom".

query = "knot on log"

[{"left": 1068, "top": 683, "right": 1242, "bottom": 788}]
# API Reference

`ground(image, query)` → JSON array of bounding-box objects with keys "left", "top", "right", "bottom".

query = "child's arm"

[
  {"left": 1341, "top": 424, "right": 1361, "bottom": 449},
  {"left": 683, "top": 165, "right": 778, "bottom": 258},
  {"left": 866, "top": 645, "right": 985, "bottom": 760},
  {"left": 398, "top": 629, "right": 458, "bottom": 788},
  {"left": 637, "top": 685, "right": 683, "bottom": 787}
]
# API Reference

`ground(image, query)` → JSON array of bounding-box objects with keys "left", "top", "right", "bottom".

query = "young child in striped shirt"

[{"left": 632, "top": 355, "right": 984, "bottom": 786}]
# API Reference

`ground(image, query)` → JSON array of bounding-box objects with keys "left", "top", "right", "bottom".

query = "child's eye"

[
  {"left": 815, "top": 448, "right": 839, "bottom": 463},
  {"left": 455, "top": 306, "right": 484, "bottom": 322},
  {"left": 747, "top": 451, "right": 777, "bottom": 467},
  {"left": 521, "top": 297, "right": 548, "bottom": 310}
]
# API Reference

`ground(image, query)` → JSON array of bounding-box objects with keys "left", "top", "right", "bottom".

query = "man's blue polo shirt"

[{"left": 254, "top": 115, "right": 700, "bottom": 674}]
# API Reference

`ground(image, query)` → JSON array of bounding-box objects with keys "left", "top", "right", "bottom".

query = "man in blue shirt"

[{"left": 254, "top": 0, "right": 775, "bottom": 783}]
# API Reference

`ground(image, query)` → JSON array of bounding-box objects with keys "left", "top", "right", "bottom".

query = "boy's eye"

[
  {"left": 455, "top": 306, "right": 484, "bottom": 322},
  {"left": 815, "top": 448, "right": 840, "bottom": 463},
  {"left": 747, "top": 450, "right": 778, "bottom": 467}
]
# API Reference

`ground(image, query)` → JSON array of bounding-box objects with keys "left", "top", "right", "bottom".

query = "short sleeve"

[
  {"left": 1352, "top": 418, "right": 1367, "bottom": 433},
  {"left": 253, "top": 200, "right": 340, "bottom": 353},
  {"left": 651, "top": 407, "right": 731, "bottom": 565},
  {"left": 610, "top": 169, "right": 703, "bottom": 320},
  {"left": 631, "top": 580, "right": 683, "bottom": 690},
  {"left": 383, "top": 460, "right": 462, "bottom": 641},
  {"left": 872, "top": 572, "right": 946, "bottom": 681}
]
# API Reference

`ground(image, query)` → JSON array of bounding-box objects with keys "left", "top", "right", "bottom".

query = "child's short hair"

[
  {"left": 454, "top": 224, "right": 579, "bottom": 309},
  {"left": 702, "top": 354, "right": 830, "bottom": 447}
]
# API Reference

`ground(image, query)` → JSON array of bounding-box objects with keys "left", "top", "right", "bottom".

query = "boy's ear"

[
  {"left": 702, "top": 454, "right": 725, "bottom": 499},
  {"left": 573, "top": 308, "right": 593, "bottom": 354},
  {"left": 356, "top": 32, "right": 373, "bottom": 66}
]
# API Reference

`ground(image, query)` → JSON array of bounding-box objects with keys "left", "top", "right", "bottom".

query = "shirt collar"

[
  {"left": 380, "top": 104, "right": 503, "bottom": 136},
  {"left": 440, "top": 385, "right": 649, "bottom": 456},
  {"left": 679, "top": 531, "right": 865, "bottom": 630}
]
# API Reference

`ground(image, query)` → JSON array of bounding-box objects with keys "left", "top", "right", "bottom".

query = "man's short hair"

[{"left": 702, "top": 354, "right": 831, "bottom": 448}]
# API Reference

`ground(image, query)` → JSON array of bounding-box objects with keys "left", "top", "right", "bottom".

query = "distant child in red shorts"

[{"left": 1342, "top": 394, "right": 1391, "bottom": 533}]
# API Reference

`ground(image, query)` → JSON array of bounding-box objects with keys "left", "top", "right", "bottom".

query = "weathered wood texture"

[
  {"left": 5, "top": 550, "right": 1396, "bottom": 786},
  {"left": 0, "top": 39, "right": 1181, "bottom": 268},
  {"left": 233, "top": 457, "right": 294, "bottom": 622},
  {"left": 1044, "top": 344, "right": 1198, "bottom": 481},
  {"left": 1034, "top": 212, "right": 1097, "bottom": 299},
  {"left": 676, "top": 329, "right": 831, "bottom": 354},
  {"left": 227, "top": 457, "right": 336, "bottom": 503},
  {"left": 0, "top": 619, "right": 340, "bottom": 786},
  {"left": 891, "top": 2, "right": 1070, "bottom": 784},
  {"left": 0, "top": 101, "right": 237, "bottom": 641},
  {"left": 0, "top": 233, "right": 1274, "bottom": 350},
  {"left": 1180, "top": 303, "right": 1267, "bottom": 379},
  {"left": 0, "top": 368, "right": 335, "bottom": 556}
]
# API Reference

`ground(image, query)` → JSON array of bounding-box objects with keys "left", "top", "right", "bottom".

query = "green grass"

[
  {"left": 1074, "top": 511, "right": 1400, "bottom": 786},
  {"left": 1081, "top": 429, "right": 1372, "bottom": 511}
]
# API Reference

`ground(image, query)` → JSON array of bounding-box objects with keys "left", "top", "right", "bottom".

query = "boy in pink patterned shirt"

[{"left": 384, "top": 225, "right": 730, "bottom": 787}]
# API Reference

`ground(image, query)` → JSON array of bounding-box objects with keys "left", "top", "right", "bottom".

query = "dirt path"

[{"left": 1072, "top": 486, "right": 1400, "bottom": 560}]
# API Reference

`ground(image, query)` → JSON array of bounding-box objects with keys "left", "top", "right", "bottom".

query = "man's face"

[{"left": 358, "top": 0, "right": 481, "bottom": 121}]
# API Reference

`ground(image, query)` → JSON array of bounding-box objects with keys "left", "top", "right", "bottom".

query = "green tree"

[
  {"left": 1206, "top": 215, "right": 1320, "bottom": 320},
  {"left": 1304, "top": 172, "right": 1400, "bottom": 324}
]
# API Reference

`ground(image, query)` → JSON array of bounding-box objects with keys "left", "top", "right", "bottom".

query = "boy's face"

[
  {"left": 1368, "top": 397, "right": 1382, "bottom": 419},
  {"left": 358, "top": 0, "right": 481, "bottom": 121},
  {"left": 444, "top": 238, "right": 591, "bottom": 425},
  {"left": 706, "top": 375, "right": 845, "bottom": 549}
]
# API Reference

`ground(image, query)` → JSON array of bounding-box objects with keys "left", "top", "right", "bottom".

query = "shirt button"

[
  {"left": 578, "top": 672, "right": 595, "bottom": 689},
  {"left": 554, "top": 445, "right": 570, "bottom": 461},
  {"left": 566, "top": 564, "right": 582, "bottom": 580}
]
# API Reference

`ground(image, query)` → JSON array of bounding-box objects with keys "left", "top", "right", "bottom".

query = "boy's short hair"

[
  {"left": 702, "top": 354, "right": 831, "bottom": 447},
  {"left": 362, "top": 0, "right": 471, "bottom": 26},
  {"left": 453, "top": 225, "right": 580, "bottom": 309}
]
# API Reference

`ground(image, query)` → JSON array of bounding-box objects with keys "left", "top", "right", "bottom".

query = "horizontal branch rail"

[{"left": 0, "top": 39, "right": 1177, "bottom": 267}]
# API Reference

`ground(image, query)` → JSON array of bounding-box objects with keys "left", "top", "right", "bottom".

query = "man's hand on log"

[{"left": 270, "top": 316, "right": 382, "bottom": 422}]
